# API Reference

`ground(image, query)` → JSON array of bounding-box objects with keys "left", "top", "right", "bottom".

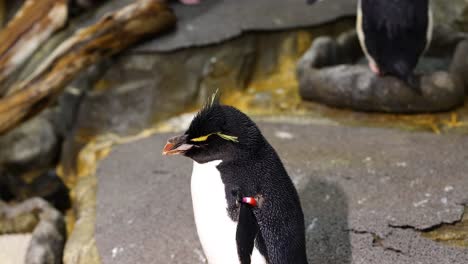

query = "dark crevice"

[
  {"left": 347, "top": 228, "right": 408, "bottom": 256},
  {"left": 347, "top": 206, "right": 468, "bottom": 251},
  {"left": 420, "top": 206, "right": 468, "bottom": 247},
  {"left": 389, "top": 206, "right": 466, "bottom": 233}
]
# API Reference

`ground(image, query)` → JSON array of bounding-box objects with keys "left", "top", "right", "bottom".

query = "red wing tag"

[{"left": 241, "top": 197, "right": 257, "bottom": 207}]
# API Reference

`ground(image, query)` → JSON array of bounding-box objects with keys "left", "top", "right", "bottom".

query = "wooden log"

[
  {"left": 0, "top": 0, "right": 5, "bottom": 27},
  {"left": 0, "top": 0, "right": 176, "bottom": 135},
  {"left": 0, "top": 0, "right": 68, "bottom": 94}
]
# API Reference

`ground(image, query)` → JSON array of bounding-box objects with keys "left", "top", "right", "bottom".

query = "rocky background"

[{"left": 0, "top": 0, "right": 467, "bottom": 264}]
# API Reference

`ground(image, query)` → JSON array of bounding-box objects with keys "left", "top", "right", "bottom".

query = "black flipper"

[{"left": 236, "top": 203, "right": 259, "bottom": 264}]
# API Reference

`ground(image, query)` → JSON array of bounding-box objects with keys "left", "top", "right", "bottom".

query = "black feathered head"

[{"left": 162, "top": 94, "right": 264, "bottom": 163}]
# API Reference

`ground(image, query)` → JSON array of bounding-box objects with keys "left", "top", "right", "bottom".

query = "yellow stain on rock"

[
  {"left": 224, "top": 31, "right": 310, "bottom": 116},
  {"left": 422, "top": 207, "right": 468, "bottom": 248},
  {"left": 222, "top": 31, "right": 468, "bottom": 135},
  {"left": 57, "top": 127, "right": 163, "bottom": 236}
]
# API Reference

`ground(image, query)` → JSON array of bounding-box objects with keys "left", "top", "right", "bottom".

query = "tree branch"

[
  {"left": 0, "top": 0, "right": 176, "bottom": 135},
  {"left": 0, "top": 0, "right": 68, "bottom": 94}
]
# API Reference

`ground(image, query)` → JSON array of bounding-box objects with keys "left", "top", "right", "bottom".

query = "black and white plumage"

[
  {"left": 356, "top": 0, "right": 433, "bottom": 92},
  {"left": 163, "top": 99, "right": 308, "bottom": 264}
]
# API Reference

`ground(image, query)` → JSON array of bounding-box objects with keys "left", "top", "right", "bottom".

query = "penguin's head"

[{"left": 162, "top": 98, "right": 263, "bottom": 163}]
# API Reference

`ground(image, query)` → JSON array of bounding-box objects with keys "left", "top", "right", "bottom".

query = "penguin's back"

[
  {"left": 358, "top": 0, "right": 431, "bottom": 78},
  {"left": 218, "top": 143, "right": 308, "bottom": 264}
]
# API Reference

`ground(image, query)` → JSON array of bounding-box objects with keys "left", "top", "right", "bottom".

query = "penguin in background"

[
  {"left": 163, "top": 96, "right": 308, "bottom": 264},
  {"left": 356, "top": 0, "right": 433, "bottom": 93}
]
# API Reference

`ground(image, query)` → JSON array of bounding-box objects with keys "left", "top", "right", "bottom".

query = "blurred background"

[{"left": 0, "top": 0, "right": 467, "bottom": 264}]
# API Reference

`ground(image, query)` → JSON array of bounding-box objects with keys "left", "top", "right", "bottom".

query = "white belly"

[
  {"left": 191, "top": 160, "right": 266, "bottom": 264},
  {"left": 356, "top": 0, "right": 377, "bottom": 67}
]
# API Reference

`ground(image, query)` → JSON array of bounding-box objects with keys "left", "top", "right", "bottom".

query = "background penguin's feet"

[
  {"left": 179, "top": 0, "right": 200, "bottom": 5},
  {"left": 369, "top": 62, "right": 381, "bottom": 75}
]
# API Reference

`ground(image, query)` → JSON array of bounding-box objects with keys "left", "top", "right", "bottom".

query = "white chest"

[
  {"left": 356, "top": 0, "right": 376, "bottom": 65},
  {"left": 191, "top": 160, "right": 266, "bottom": 264}
]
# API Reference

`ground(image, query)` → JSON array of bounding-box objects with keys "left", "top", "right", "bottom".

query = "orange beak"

[
  {"left": 163, "top": 142, "right": 176, "bottom": 155},
  {"left": 162, "top": 135, "right": 193, "bottom": 156}
]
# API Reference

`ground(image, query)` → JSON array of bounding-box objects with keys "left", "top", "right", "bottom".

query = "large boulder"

[
  {"left": 0, "top": 116, "right": 59, "bottom": 173},
  {"left": 432, "top": 0, "right": 468, "bottom": 32},
  {"left": 0, "top": 198, "right": 66, "bottom": 264},
  {"left": 297, "top": 32, "right": 468, "bottom": 113}
]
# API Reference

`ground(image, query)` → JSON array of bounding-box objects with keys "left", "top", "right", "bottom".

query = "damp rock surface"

[
  {"left": 136, "top": 0, "right": 357, "bottom": 52},
  {"left": 0, "top": 198, "right": 66, "bottom": 264},
  {"left": 95, "top": 122, "right": 468, "bottom": 264}
]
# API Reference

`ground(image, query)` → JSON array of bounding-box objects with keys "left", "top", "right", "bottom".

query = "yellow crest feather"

[
  {"left": 216, "top": 132, "right": 239, "bottom": 142},
  {"left": 190, "top": 132, "right": 238, "bottom": 143},
  {"left": 209, "top": 89, "right": 219, "bottom": 107},
  {"left": 191, "top": 133, "right": 214, "bottom": 142}
]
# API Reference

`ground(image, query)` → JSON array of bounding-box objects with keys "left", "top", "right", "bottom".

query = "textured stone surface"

[
  {"left": 95, "top": 122, "right": 468, "bottom": 264},
  {"left": 74, "top": 26, "right": 359, "bottom": 136},
  {"left": 297, "top": 35, "right": 468, "bottom": 113},
  {"left": 9, "top": 0, "right": 354, "bottom": 56},
  {"left": 74, "top": 35, "right": 256, "bottom": 136},
  {"left": 63, "top": 175, "right": 100, "bottom": 264},
  {"left": 432, "top": 0, "right": 468, "bottom": 32},
  {"left": 0, "top": 198, "right": 66, "bottom": 264},
  {"left": 136, "top": 0, "right": 357, "bottom": 52},
  {"left": 0, "top": 116, "right": 58, "bottom": 172},
  {"left": 7, "top": 0, "right": 468, "bottom": 54},
  {"left": 0, "top": 114, "right": 69, "bottom": 210},
  {"left": 450, "top": 40, "right": 468, "bottom": 92},
  {"left": 298, "top": 64, "right": 465, "bottom": 113}
]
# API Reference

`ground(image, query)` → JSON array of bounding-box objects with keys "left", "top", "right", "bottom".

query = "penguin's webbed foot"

[{"left": 369, "top": 62, "right": 381, "bottom": 75}]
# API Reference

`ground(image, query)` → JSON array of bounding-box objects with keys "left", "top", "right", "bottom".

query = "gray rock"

[
  {"left": 0, "top": 198, "right": 66, "bottom": 264},
  {"left": 0, "top": 116, "right": 59, "bottom": 173},
  {"left": 8, "top": 0, "right": 355, "bottom": 54},
  {"left": 298, "top": 64, "right": 465, "bottom": 113},
  {"left": 135, "top": 0, "right": 357, "bottom": 52},
  {"left": 427, "top": 26, "right": 468, "bottom": 57},
  {"left": 302, "top": 36, "right": 339, "bottom": 68},
  {"left": 73, "top": 30, "right": 314, "bottom": 136},
  {"left": 7, "top": 0, "right": 467, "bottom": 54},
  {"left": 432, "top": 0, "right": 468, "bottom": 32},
  {"left": 336, "top": 30, "right": 363, "bottom": 64},
  {"left": 450, "top": 40, "right": 468, "bottom": 92},
  {"left": 298, "top": 30, "right": 365, "bottom": 68},
  {"left": 297, "top": 34, "right": 467, "bottom": 113},
  {"left": 25, "top": 199, "right": 66, "bottom": 264},
  {"left": 95, "top": 122, "right": 468, "bottom": 264},
  {"left": 0, "top": 170, "right": 71, "bottom": 212},
  {"left": 0, "top": 116, "right": 67, "bottom": 209}
]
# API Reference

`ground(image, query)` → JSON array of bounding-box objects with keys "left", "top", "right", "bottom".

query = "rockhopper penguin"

[
  {"left": 356, "top": 0, "right": 433, "bottom": 93},
  {"left": 162, "top": 98, "right": 308, "bottom": 264}
]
